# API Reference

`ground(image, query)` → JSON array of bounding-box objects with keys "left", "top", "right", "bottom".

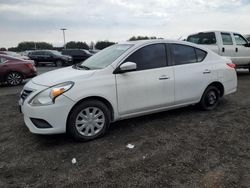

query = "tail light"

[
  {"left": 25, "top": 63, "right": 36, "bottom": 71},
  {"left": 227, "top": 63, "right": 236, "bottom": 69}
]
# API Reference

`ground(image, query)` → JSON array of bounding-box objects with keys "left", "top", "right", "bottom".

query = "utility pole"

[{"left": 60, "top": 28, "right": 67, "bottom": 49}]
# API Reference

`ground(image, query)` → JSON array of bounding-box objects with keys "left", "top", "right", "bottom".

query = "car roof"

[
  {"left": 188, "top": 30, "right": 242, "bottom": 36},
  {"left": 117, "top": 39, "right": 211, "bottom": 52}
]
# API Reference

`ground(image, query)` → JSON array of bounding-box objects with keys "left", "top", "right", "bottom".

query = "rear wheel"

[
  {"left": 6, "top": 72, "right": 23, "bottom": 86},
  {"left": 199, "top": 86, "right": 220, "bottom": 111},
  {"left": 67, "top": 100, "right": 111, "bottom": 141},
  {"left": 55, "top": 60, "right": 63, "bottom": 67}
]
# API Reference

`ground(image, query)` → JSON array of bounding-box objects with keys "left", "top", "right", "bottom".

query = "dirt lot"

[{"left": 0, "top": 69, "right": 250, "bottom": 188}]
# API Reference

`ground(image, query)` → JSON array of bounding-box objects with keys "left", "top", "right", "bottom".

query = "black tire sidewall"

[
  {"left": 56, "top": 60, "right": 63, "bottom": 67},
  {"left": 200, "top": 86, "right": 220, "bottom": 111},
  {"left": 67, "top": 100, "right": 111, "bottom": 141}
]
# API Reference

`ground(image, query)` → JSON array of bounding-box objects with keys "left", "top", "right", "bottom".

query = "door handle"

[
  {"left": 222, "top": 47, "right": 225, "bottom": 53},
  {"left": 159, "top": 75, "right": 170, "bottom": 80},
  {"left": 203, "top": 69, "right": 211, "bottom": 74},
  {"left": 236, "top": 47, "right": 238, "bottom": 52}
]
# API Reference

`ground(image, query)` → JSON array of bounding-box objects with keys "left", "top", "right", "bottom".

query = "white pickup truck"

[{"left": 187, "top": 31, "right": 250, "bottom": 71}]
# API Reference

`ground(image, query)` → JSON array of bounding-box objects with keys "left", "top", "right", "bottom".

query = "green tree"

[
  {"left": 7, "top": 47, "right": 18, "bottom": 52},
  {"left": 17, "top": 42, "right": 53, "bottom": 51},
  {"left": 128, "top": 36, "right": 157, "bottom": 41},
  {"left": 66, "top": 41, "right": 89, "bottom": 50},
  {"left": 0, "top": 47, "right": 7, "bottom": 51},
  {"left": 95, "top": 41, "right": 115, "bottom": 50}
]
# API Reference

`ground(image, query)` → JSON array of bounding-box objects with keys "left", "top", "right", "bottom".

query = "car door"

[
  {"left": 0, "top": 57, "right": 8, "bottom": 81},
  {"left": 171, "top": 44, "right": 213, "bottom": 104},
  {"left": 220, "top": 32, "right": 236, "bottom": 58},
  {"left": 233, "top": 33, "right": 250, "bottom": 65},
  {"left": 44, "top": 51, "right": 53, "bottom": 62},
  {"left": 115, "top": 43, "right": 174, "bottom": 116}
]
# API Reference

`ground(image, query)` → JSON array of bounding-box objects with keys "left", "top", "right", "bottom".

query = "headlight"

[{"left": 29, "top": 82, "right": 74, "bottom": 106}]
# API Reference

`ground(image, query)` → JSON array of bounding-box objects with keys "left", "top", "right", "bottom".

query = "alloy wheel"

[{"left": 7, "top": 72, "right": 22, "bottom": 86}]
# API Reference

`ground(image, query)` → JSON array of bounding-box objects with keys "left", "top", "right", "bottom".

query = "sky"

[{"left": 0, "top": 0, "right": 250, "bottom": 48}]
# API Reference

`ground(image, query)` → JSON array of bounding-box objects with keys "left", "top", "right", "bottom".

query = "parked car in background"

[
  {"left": 0, "top": 51, "right": 29, "bottom": 60},
  {"left": 245, "top": 35, "right": 250, "bottom": 42},
  {"left": 61, "top": 49, "right": 92, "bottom": 64},
  {"left": 19, "top": 40, "right": 237, "bottom": 141},
  {"left": 0, "top": 54, "right": 37, "bottom": 86},
  {"left": 187, "top": 31, "right": 250, "bottom": 71},
  {"left": 89, "top": 49, "right": 100, "bottom": 54},
  {"left": 20, "top": 50, "right": 34, "bottom": 57},
  {"left": 28, "top": 50, "right": 72, "bottom": 67}
]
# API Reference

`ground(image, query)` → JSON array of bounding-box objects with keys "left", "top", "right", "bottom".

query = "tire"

[
  {"left": 34, "top": 60, "right": 38, "bottom": 66},
  {"left": 6, "top": 72, "right": 23, "bottom": 86},
  {"left": 67, "top": 100, "right": 111, "bottom": 141},
  {"left": 55, "top": 60, "right": 63, "bottom": 67},
  {"left": 199, "top": 86, "right": 220, "bottom": 111}
]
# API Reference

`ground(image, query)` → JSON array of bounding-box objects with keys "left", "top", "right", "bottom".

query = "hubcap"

[
  {"left": 206, "top": 90, "right": 217, "bottom": 106},
  {"left": 75, "top": 107, "right": 105, "bottom": 137},
  {"left": 7, "top": 73, "right": 21, "bottom": 85}
]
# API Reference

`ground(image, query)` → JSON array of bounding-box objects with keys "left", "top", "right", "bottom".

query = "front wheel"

[
  {"left": 199, "top": 86, "right": 220, "bottom": 111},
  {"left": 6, "top": 72, "right": 23, "bottom": 86},
  {"left": 67, "top": 100, "right": 111, "bottom": 141}
]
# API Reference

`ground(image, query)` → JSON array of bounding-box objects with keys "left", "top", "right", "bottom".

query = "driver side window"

[{"left": 124, "top": 44, "right": 167, "bottom": 71}]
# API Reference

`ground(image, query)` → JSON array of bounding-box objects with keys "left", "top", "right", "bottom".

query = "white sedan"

[{"left": 19, "top": 40, "right": 237, "bottom": 141}]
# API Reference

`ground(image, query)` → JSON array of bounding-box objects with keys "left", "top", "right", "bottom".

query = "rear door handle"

[
  {"left": 203, "top": 69, "right": 211, "bottom": 74},
  {"left": 236, "top": 47, "right": 238, "bottom": 52},
  {"left": 159, "top": 75, "right": 170, "bottom": 80}
]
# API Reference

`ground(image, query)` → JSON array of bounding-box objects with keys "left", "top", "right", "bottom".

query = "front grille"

[{"left": 20, "top": 89, "right": 33, "bottom": 102}]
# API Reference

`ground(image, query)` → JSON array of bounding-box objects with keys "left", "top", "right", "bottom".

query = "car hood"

[{"left": 32, "top": 66, "right": 96, "bottom": 86}]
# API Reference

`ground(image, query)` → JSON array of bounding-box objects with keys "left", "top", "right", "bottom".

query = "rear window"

[{"left": 187, "top": 32, "right": 216, "bottom": 45}]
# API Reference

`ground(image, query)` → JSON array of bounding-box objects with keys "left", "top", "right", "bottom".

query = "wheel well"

[
  {"left": 207, "top": 82, "right": 224, "bottom": 97},
  {"left": 67, "top": 96, "right": 114, "bottom": 125}
]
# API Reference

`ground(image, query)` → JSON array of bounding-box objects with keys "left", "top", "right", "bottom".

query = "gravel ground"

[{"left": 0, "top": 69, "right": 250, "bottom": 188}]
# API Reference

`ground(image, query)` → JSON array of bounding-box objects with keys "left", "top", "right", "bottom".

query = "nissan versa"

[{"left": 19, "top": 40, "right": 237, "bottom": 141}]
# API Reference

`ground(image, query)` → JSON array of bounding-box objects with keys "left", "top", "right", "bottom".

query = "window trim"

[
  {"left": 114, "top": 43, "right": 169, "bottom": 74},
  {"left": 170, "top": 43, "right": 207, "bottom": 66}
]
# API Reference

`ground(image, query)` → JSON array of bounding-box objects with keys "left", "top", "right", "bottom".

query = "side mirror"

[{"left": 114, "top": 62, "right": 137, "bottom": 74}]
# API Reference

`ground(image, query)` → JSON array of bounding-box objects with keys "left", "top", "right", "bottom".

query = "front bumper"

[{"left": 19, "top": 81, "right": 75, "bottom": 134}]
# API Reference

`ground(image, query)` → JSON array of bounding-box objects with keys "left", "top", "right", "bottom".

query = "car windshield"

[{"left": 79, "top": 44, "right": 133, "bottom": 70}]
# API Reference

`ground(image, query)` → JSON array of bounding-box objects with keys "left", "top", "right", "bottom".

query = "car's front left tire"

[{"left": 67, "top": 100, "right": 111, "bottom": 141}]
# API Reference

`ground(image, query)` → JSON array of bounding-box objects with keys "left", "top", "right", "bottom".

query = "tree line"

[{"left": 1, "top": 36, "right": 160, "bottom": 52}]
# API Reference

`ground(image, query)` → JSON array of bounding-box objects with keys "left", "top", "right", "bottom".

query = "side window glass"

[
  {"left": 234, "top": 34, "right": 248, "bottom": 45},
  {"left": 172, "top": 44, "right": 197, "bottom": 65},
  {"left": 196, "top": 48, "right": 207, "bottom": 62},
  {"left": 221, "top": 33, "right": 233, "bottom": 45},
  {"left": 124, "top": 44, "right": 167, "bottom": 71}
]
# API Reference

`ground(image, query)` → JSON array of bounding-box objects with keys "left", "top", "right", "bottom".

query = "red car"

[{"left": 0, "top": 54, "right": 37, "bottom": 86}]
